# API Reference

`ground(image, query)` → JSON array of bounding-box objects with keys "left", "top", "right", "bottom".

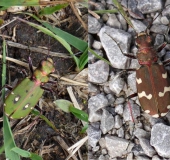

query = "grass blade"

[
  {"left": 39, "top": 4, "right": 68, "bottom": 15},
  {"left": 2, "top": 39, "right": 20, "bottom": 160}
]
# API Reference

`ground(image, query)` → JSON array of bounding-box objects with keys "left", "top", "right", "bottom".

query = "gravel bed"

[{"left": 88, "top": 0, "right": 170, "bottom": 159}]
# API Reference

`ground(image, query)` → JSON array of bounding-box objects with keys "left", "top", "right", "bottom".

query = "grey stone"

[
  {"left": 127, "top": 0, "right": 144, "bottom": 19},
  {"left": 99, "top": 138, "right": 106, "bottom": 148},
  {"left": 152, "top": 155, "right": 161, "bottom": 160},
  {"left": 123, "top": 100, "right": 141, "bottom": 121},
  {"left": 115, "top": 104, "right": 124, "bottom": 115},
  {"left": 88, "top": 83, "right": 100, "bottom": 96},
  {"left": 127, "top": 72, "right": 137, "bottom": 93},
  {"left": 151, "top": 123, "right": 170, "bottom": 158},
  {"left": 88, "top": 15, "right": 102, "bottom": 34},
  {"left": 105, "top": 135, "right": 129, "bottom": 158},
  {"left": 117, "top": 13, "right": 127, "bottom": 31},
  {"left": 134, "top": 128, "right": 150, "bottom": 139},
  {"left": 131, "top": 19, "right": 147, "bottom": 33},
  {"left": 154, "top": 34, "right": 165, "bottom": 46},
  {"left": 109, "top": 74, "right": 125, "bottom": 95},
  {"left": 162, "top": 5, "right": 170, "bottom": 16},
  {"left": 117, "top": 127, "right": 124, "bottom": 138},
  {"left": 137, "top": 0, "right": 163, "bottom": 14},
  {"left": 100, "top": 109, "right": 115, "bottom": 134},
  {"left": 150, "top": 24, "right": 169, "bottom": 34},
  {"left": 106, "top": 14, "right": 122, "bottom": 29},
  {"left": 129, "top": 59, "right": 141, "bottom": 69},
  {"left": 89, "top": 60, "right": 109, "bottom": 84},
  {"left": 127, "top": 153, "right": 134, "bottom": 160},
  {"left": 94, "top": 2, "right": 105, "bottom": 10},
  {"left": 88, "top": 94, "right": 109, "bottom": 122},
  {"left": 161, "top": 16, "right": 169, "bottom": 25},
  {"left": 102, "top": 14, "right": 109, "bottom": 22},
  {"left": 98, "top": 26, "right": 131, "bottom": 69},
  {"left": 106, "top": 94, "right": 115, "bottom": 105},
  {"left": 114, "top": 115, "right": 123, "bottom": 129},
  {"left": 88, "top": 124, "right": 101, "bottom": 148},
  {"left": 92, "top": 40, "right": 102, "bottom": 50},
  {"left": 114, "top": 97, "right": 126, "bottom": 105},
  {"left": 139, "top": 138, "right": 156, "bottom": 157}
]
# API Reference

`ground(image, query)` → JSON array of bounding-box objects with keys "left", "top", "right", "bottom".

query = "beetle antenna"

[{"left": 146, "top": 4, "right": 170, "bottom": 30}]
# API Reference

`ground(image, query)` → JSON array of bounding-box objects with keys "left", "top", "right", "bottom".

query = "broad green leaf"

[
  {"left": 30, "top": 153, "right": 43, "bottom": 160},
  {"left": 80, "top": 124, "right": 88, "bottom": 133},
  {"left": 39, "top": 4, "right": 68, "bottom": 15},
  {"left": 3, "top": 115, "right": 20, "bottom": 160},
  {"left": 2, "top": 40, "right": 20, "bottom": 160},
  {"left": 12, "top": 147, "right": 31, "bottom": 157},
  {"left": 69, "top": 106, "right": 88, "bottom": 122},
  {"left": 53, "top": 99, "right": 73, "bottom": 113}
]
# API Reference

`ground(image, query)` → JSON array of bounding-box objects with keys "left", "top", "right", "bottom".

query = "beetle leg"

[
  {"left": 28, "top": 56, "right": 34, "bottom": 77},
  {"left": 156, "top": 42, "right": 167, "bottom": 52},
  {"left": 127, "top": 93, "right": 138, "bottom": 100}
]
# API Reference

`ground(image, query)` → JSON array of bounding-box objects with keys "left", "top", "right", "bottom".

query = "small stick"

[{"left": 6, "top": 40, "right": 71, "bottom": 58}]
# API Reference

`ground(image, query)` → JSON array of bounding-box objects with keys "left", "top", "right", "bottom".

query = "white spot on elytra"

[
  {"left": 162, "top": 72, "right": 167, "bottom": 79},
  {"left": 24, "top": 104, "right": 29, "bottom": 109},
  {"left": 11, "top": 92, "right": 14, "bottom": 95},
  {"left": 161, "top": 112, "right": 167, "bottom": 116},
  {"left": 152, "top": 114, "right": 159, "bottom": 118},
  {"left": 145, "top": 110, "right": 150, "bottom": 113},
  {"left": 31, "top": 107, "right": 33, "bottom": 109},
  {"left": 4, "top": 103, "right": 6, "bottom": 106},
  {"left": 138, "top": 91, "right": 152, "bottom": 99},
  {"left": 15, "top": 96, "right": 20, "bottom": 102},
  {"left": 167, "top": 105, "right": 170, "bottom": 109},
  {"left": 159, "top": 86, "right": 170, "bottom": 97},
  {"left": 136, "top": 78, "right": 142, "bottom": 84}
]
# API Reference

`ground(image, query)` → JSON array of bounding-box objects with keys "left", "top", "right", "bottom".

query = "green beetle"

[{"left": 4, "top": 57, "right": 55, "bottom": 119}]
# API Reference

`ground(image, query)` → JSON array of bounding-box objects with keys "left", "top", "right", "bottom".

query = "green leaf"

[
  {"left": 3, "top": 115, "right": 20, "bottom": 160},
  {"left": 0, "top": 0, "right": 39, "bottom": 6},
  {"left": 39, "top": 4, "right": 68, "bottom": 15},
  {"left": 11, "top": 147, "right": 43, "bottom": 160},
  {"left": 2, "top": 40, "right": 20, "bottom": 160},
  {"left": 78, "top": 47, "right": 88, "bottom": 71},
  {"left": 11, "top": 147, "right": 31, "bottom": 157},
  {"left": 94, "top": 9, "right": 118, "bottom": 14},
  {"left": 69, "top": 106, "right": 88, "bottom": 122},
  {"left": 80, "top": 124, "right": 88, "bottom": 133},
  {"left": 53, "top": 99, "right": 73, "bottom": 113},
  {"left": 30, "top": 153, "right": 43, "bottom": 160}
]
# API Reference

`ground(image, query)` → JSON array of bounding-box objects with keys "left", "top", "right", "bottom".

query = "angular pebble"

[
  {"left": 105, "top": 135, "right": 129, "bottom": 158},
  {"left": 88, "top": 15, "right": 102, "bottom": 34},
  {"left": 137, "top": 0, "right": 163, "bottom": 14},
  {"left": 139, "top": 138, "right": 156, "bottom": 157},
  {"left": 88, "top": 94, "right": 108, "bottom": 122},
  {"left": 98, "top": 26, "right": 131, "bottom": 69},
  {"left": 100, "top": 109, "right": 115, "bottom": 134},
  {"left": 89, "top": 60, "right": 109, "bottom": 84},
  {"left": 123, "top": 100, "right": 141, "bottom": 121},
  {"left": 151, "top": 123, "right": 170, "bottom": 158},
  {"left": 109, "top": 74, "right": 125, "bottom": 95},
  {"left": 88, "top": 124, "right": 101, "bottom": 148}
]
